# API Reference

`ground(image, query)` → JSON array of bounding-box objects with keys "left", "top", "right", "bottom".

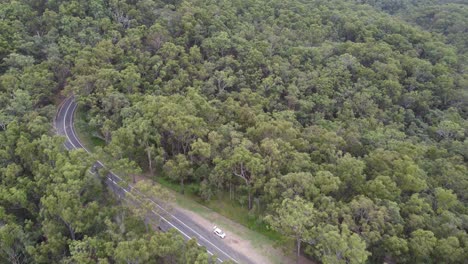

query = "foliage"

[{"left": 1, "top": 0, "right": 467, "bottom": 263}]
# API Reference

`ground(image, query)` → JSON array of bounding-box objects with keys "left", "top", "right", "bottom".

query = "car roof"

[{"left": 214, "top": 228, "right": 223, "bottom": 232}]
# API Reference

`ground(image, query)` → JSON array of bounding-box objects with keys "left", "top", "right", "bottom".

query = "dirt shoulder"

[
  {"left": 174, "top": 196, "right": 315, "bottom": 264},
  {"left": 177, "top": 207, "right": 273, "bottom": 264},
  {"left": 132, "top": 175, "right": 314, "bottom": 264}
]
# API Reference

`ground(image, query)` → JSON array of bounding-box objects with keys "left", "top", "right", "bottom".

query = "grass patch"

[
  {"left": 204, "top": 193, "right": 282, "bottom": 241},
  {"left": 76, "top": 106, "right": 287, "bottom": 261},
  {"left": 155, "top": 176, "right": 282, "bottom": 242},
  {"left": 156, "top": 176, "right": 288, "bottom": 263},
  {"left": 74, "top": 106, "right": 105, "bottom": 151}
]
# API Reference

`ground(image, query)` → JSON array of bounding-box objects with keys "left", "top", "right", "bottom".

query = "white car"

[{"left": 213, "top": 226, "right": 226, "bottom": 239}]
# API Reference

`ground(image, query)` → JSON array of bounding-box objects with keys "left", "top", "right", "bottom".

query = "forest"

[{"left": 0, "top": 0, "right": 467, "bottom": 263}]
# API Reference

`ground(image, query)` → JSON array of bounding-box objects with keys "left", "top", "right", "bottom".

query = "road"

[{"left": 55, "top": 96, "right": 253, "bottom": 264}]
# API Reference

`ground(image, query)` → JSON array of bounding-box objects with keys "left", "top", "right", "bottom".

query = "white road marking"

[
  {"left": 53, "top": 96, "right": 68, "bottom": 132},
  {"left": 62, "top": 97, "right": 78, "bottom": 150},
  {"left": 105, "top": 172, "right": 237, "bottom": 262},
  {"left": 69, "top": 101, "right": 91, "bottom": 153},
  {"left": 106, "top": 178, "right": 223, "bottom": 263},
  {"left": 110, "top": 176, "right": 238, "bottom": 262},
  {"left": 59, "top": 96, "right": 236, "bottom": 264}
]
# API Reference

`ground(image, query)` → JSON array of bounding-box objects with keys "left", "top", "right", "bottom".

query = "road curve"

[{"left": 55, "top": 96, "right": 253, "bottom": 264}]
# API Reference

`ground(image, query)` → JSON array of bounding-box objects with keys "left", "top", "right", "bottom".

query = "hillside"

[{"left": 1, "top": 0, "right": 467, "bottom": 263}]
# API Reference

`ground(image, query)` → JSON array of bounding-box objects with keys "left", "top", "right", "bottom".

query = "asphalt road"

[{"left": 55, "top": 96, "right": 253, "bottom": 264}]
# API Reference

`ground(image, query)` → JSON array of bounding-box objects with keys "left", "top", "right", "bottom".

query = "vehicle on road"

[
  {"left": 56, "top": 97, "right": 244, "bottom": 263},
  {"left": 213, "top": 226, "right": 226, "bottom": 239}
]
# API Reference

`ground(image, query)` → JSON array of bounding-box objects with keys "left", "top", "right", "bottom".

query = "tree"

[
  {"left": 107, "top": 157, "right": 142, "bottom": 184},
  {"left": 114, "top": 238, "right": 152, "bottom": 264},
  {"left": 0, "top": 222, "right": 32, "bottom": 264},
  {"left": 164, "top": 154, "right": 192, "bottom": 194},
  {"left": 312, "top": 224, "right": 370, "bottom": 264},
  {"left": 189, "top": 138, "right": 211, "bottom": 163},
  {"left": 153, "top": 95, "right": 208, "bottom": 156},
  {"left": 342, "top": 196, "right": 404, "bottom": 247},
  {"left": 433, "top": 187, "right": 458, "bottom": 214},
  {"left": 180, "top": 239, "right": 212, "bottom": 264},
  {"left": 264, "top": 172, "right": 316, "bottom": 203},
  {"left": 409, "top": 229, "right": 437, "bottom": 263},
  {"left": 434, "top": 236, "right": 464, "bottom": 264},
  {"left": 332, "top": 153, "right": 366, "bottom": 197},
  {"left": 1, "top": 0, "right": 467, "bottom": 262},
  {"left": 312, "top": 171, "right": 341, "bottom": 196},
  {"left": 382, "top": 235, "right": 409, "bottom": 263},
  {"left": 6, "top": 90, "right": 33, "bottom": 118},
  {"left": 40, "top": 160, "right": 100, "bottom": 241},
  {"left": 68, "top": 236, "right": 113, "bottom": 264},
  {"left": 265, "top": 197, "right": 318, "bottom": 264},
  {"left": 365, "top": 175, "right": 401, "bottom": 201},
  {"left": 119, "top": 64, "right": 141, "bottom": 93},
  {"left": 214, "top": 145, "right": 265, "bottom": 210},
  {"left": 129, "top": 180, "right": 173, "bottom": 232},
  {"left": 121, "top": 115, "right": 161, "bottom": 176}
]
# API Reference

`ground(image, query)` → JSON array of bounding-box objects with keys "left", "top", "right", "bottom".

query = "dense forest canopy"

[
  {"left": 1, "top": 0, "right": 467, "bottom": 263},
  {"left": 356, "top": 0, "right": 468, "bottom": 62}
]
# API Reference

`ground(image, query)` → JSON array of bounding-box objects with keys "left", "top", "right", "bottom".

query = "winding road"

[{"left": 55, "top": 96, "right": 253, "bottom": 264}]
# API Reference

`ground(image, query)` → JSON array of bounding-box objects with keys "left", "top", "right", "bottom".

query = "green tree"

[
  {"left": 434, "top": 187, "right": 458, "bottom": 214},
  {"left": 40, "top": 162, "right": 100, "bottom": 241},
  {"left": 0, "top": 222, "right": 32, "bottom": 264},
  {"left": 164, "top": 154, "right": 193, "bottom": 194},
  {"left": 265, "top": 197, "right": 318, "bottom": 264},
  {"left": 214, "top": 145, "right": 265, "bottom": 210},
  {"left": 409, "top": 229, "right": 437, "bottom": 263},
  {"left": 114, "top": 238, "right": 152, "bottom": 264},
  {"left": 434, "top": 236, "right": 464, "bottom": 264},
  {"left": 382, "top": 235, "right": 409, "bottom": 263},
  {"left": 129, "top": 180, "right": 174, "bottom": 232},
  {"left": 312, "top": 224, "right": 370, "bottom": 264}
]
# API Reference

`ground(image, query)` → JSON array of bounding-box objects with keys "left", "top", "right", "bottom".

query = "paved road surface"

[{"left": 55, "top": 96, "right": 253, "bottom": 264}]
